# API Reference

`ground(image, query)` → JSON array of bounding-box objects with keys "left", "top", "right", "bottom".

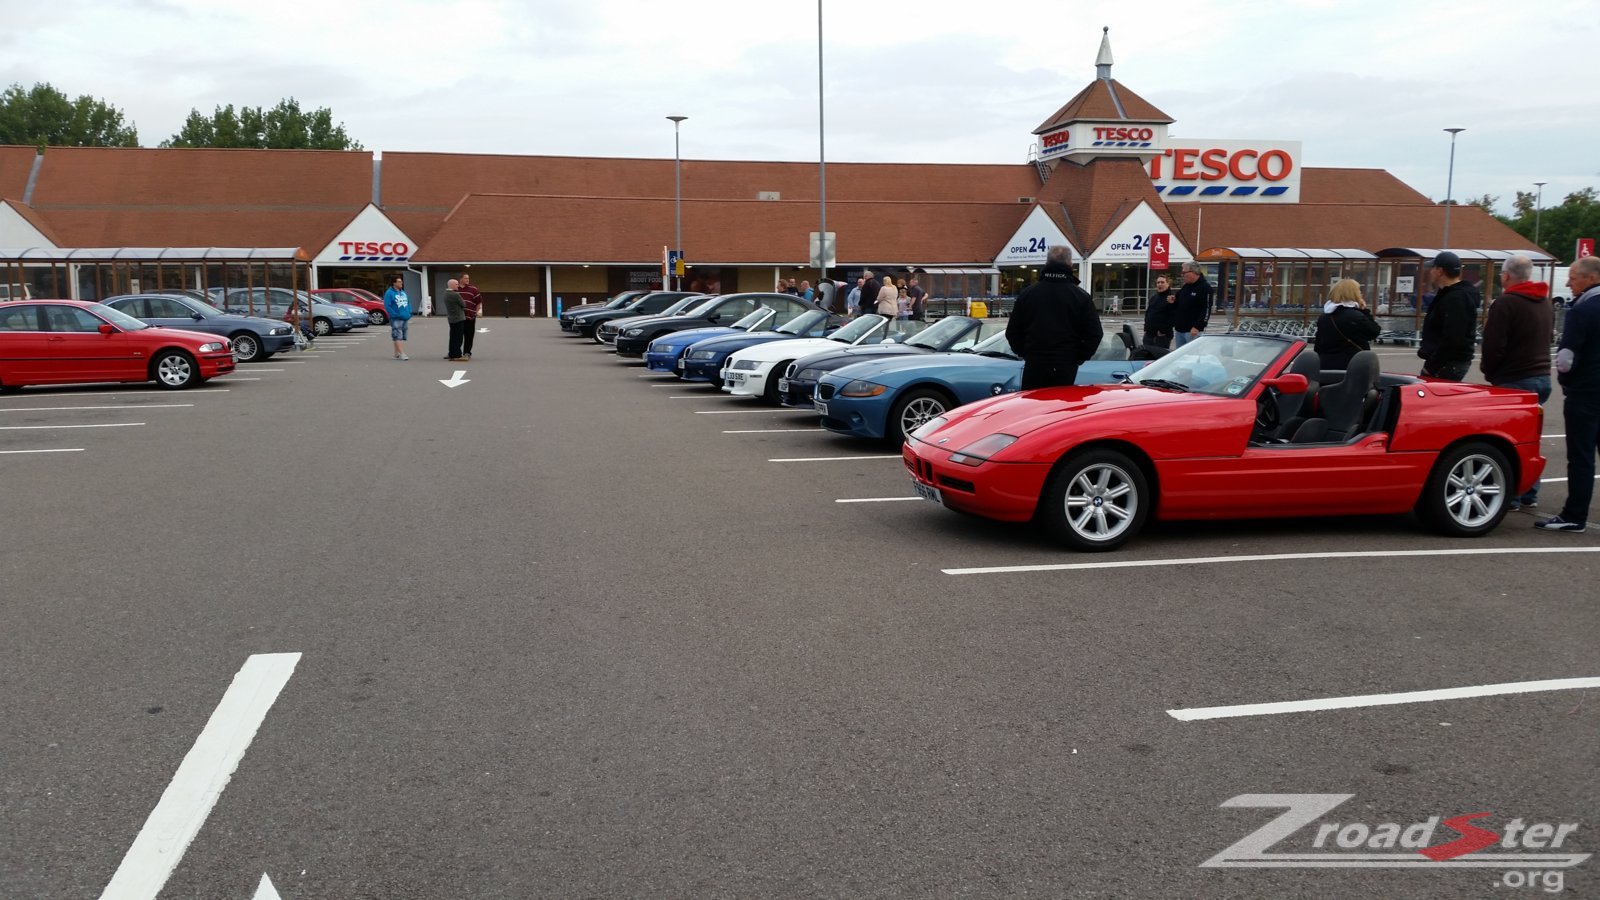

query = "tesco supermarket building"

[{"left": 0, "top": 33, "right": 1548, "bottom": 328}]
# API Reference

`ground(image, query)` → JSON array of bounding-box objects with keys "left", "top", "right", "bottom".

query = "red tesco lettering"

[
  {"left": 338, "top": 241, "right": 411, "bottom": 256},
  {"left": 1092, "top": 126, "right": 1154, "bottom": 142},
  {"left": 1150, "top": 148, "right": 1294, "bottom": 182},
  {"left": 1041, "top": 129, "right": 1071, "bottom": 149}
]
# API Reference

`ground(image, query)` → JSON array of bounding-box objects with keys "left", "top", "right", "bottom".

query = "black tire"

[
  {"left": 0, "top": 381, "right": 19, "bottom": 394},
  {"left": 313, "top": 317, "right": 332, "bottom": 336},
  {"left": 229, "top": 332, "right": 263, "bottom": 363},
  {"left": 1038, "top": 448, "right": 1150, "bottom": 551},
  {"left": 1416, "top": 441, "right": 1511, "bottom": 536},
  {"left": 885, "top": 387, "right": 952, "bottom": 445},
  {"left": 151, "top": 350, "right": 200, "bottom": 390},
  {"left": 763, "top": 361, "right": 794, "bottom": 404},
  {"left": 367, "top": 309, "right": 387, "bottom": 325}
]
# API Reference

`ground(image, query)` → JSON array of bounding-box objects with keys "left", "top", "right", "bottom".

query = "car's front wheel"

[
  {"left": 230, "top": 332, "right": 263, "bottom": 362},
  {"left": 1417, "top": 441, "right": 1510, "bottom": 536},
  {"left": 152, "top": 350, "right": 200, "bottom": 390},
  {"left": 886, "top": 388, "right": 951, "bottom": 444},
  {"left": 367, "top": 309, "right": 387, "bottom": 325},
  {"left": 1039, "top": 448, "right": 1150, "bottom": 551},
  {"left": 313, "top": 317, "right": 332, "bottom": 336}
]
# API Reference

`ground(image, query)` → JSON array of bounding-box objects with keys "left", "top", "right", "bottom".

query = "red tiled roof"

[
  {"left": 1162, "top": 201, "right": 1544, "bottom": 255},
  {"left": 0, "top": 146, "right": 39, "bottom": 201},
  {"left": 1034, "top": 79, "right": 1172, "bottom": 133},
  {"left": 411, "top": 194, "right": 1034, "bottom": 265},
  {"left": 1041, "top": 158, "right": 1182, "bottom": 252},
  {"left": 2, "top": 199, "right": 63, "bottom": 245}
]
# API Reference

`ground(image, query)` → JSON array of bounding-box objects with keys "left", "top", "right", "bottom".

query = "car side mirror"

[
  {"left": 192, "top": 313, "right": 204, "bottom": 320},
  {"left": 98, "top": 323, "right": 116, "bottom": 336},
  {"left": 1261, "top": 373, "right": 1308, "bottom": 394}
]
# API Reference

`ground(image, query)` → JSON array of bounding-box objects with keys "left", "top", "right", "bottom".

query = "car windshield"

[
  {"left": 606, "top": 293, "right": 640, "bottom": 308},
  {"left": 91, "top": 303, "right": 149, "bottom": 331},
  {"left": 684, "top": 296, "right": 725, "bottom": 316},
  {"left": 830, "top": 314, "right": 886, "bottom": 343},
  {"left": 732, "top": 307, "right": 775, "bottom": 330},
  {"left": 966, "top": 330, "right": 1019, "bottom": 359},
  {"left": 658, "top": 297, "right": 700, "bottom": 316},
  {"left": 1129, "top": 334, "right": 1293, "bottom": 396},
  {"left": 904, "top": 317, "right": 973, "bottom": 349},
  {"left": 777, "top": 309, "right": 830, "bottom": 335}
]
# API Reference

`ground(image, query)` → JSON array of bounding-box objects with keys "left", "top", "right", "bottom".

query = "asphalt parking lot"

[{"left": 1, "top": 320, "right": 1595, "bottom": 899}]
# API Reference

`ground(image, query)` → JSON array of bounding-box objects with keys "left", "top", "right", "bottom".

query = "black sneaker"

[{"left": 1534, "top": 516, "right": 1586, "bottom": 533}]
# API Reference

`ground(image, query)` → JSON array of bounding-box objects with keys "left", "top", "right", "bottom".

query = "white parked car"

[{"left": 721, "top": 314, "right": 892, "bottom": 402}]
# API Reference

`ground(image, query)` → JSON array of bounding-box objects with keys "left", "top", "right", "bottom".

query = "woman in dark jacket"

[
  {"left": 1143, "top": 274, "right": 1177, "bottom": 349},
  {"left": 1314, "top": 278, "right": 1383, "bottom": 370}
]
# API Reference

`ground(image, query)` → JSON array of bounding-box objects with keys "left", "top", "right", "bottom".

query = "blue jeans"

[
  {"left": 1496, "top": 376, "right": 1552, "bottom": 504},
  {"left": 1560, "top": 391, "right": 1600, "bottom": 524},
  {"left": 389, "top": 318, "right": 410, "bottom": 341},
  {"left": 1175, "top": 331, "right": 1197, "bottom": 347}
]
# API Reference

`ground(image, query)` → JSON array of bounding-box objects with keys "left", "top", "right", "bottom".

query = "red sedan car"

[
  {"left": 0, "top": 299, "right": 236, "bottom": 391},
  {"left": 904, "top": 334, "right": 1545, "bottom": 551},
  {"left": 311, "top": 287, "right": 387, "bottom": 324}
]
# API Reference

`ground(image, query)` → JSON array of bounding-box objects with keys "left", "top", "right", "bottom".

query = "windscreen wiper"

[{"left": 1136, "top": 378, "right": 1190, "bottom": 392}]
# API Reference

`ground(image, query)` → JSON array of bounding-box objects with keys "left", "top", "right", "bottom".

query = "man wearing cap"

[
  {"left": 1005, "top": 245, "right": 1103, "bottom": 389},
  {"left": 1535, "top": 256, "right": 1600, "bottom": 533},
  {"left": 1417, "top": 251, "right": 1480, "bottom": 380}
]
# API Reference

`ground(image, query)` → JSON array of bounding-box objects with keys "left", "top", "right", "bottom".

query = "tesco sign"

[
  {"left": 1148, "top": 140, "right": 1302, "bottom": 203},
  {"left": 1038, "top": 126, "right": 1072, "bottom": 158},
  {"left": 338, "top": 241, "right": 411, "bottom": 259}
]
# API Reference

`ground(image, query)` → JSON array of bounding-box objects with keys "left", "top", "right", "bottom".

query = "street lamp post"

[
  {"left": 1533, "top": 180, "right": 1547, "bottom": 248},
  {"left": 1442, "top": 127, "right": 1465, "bottom": 248},
  {"left": 667, "top": 115, "right": 687, "bottom": 290}
]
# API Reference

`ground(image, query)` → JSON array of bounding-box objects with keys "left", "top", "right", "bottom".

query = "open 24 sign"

[{"left": 1007, "top": 236, "right": 1051, "bottom": 256}]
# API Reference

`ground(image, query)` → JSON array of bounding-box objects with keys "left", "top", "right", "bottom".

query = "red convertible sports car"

[
  {"left": 0, "top": 299, "right": 236, "bottom": 391},
  {"left": 904, "top": 333, "right": 1545, "bottom": 551}
]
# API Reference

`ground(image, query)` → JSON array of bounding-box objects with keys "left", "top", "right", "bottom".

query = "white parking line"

[
  {"left": 0, "top": 448, "right": 84, "bottom": 455},
  {"left": 670, "top": 395, "right": 728, "bottom": 399},
  {"left": 1167, "top": 676, "right": 1600, "bottom": 721},
  {"left": 0, "top": 389, "right": 229, "bottom": 398},
  {"left": 942, "top": 546, "right": 1600, "bottom": 576},
  {"left": 694, "top": 409, "right": 816, "bottom": 415},
  {"left": 241, "top": 368, "right": 284, "bottom": 372},
  {"left": 836, "top": 496, "right": 920, "bottom": 503},
  {"left": 212, "top": 377, "right": 261, "bottom": 381},
  {"left": 99, "top": 652, "right": 301, "bottom": 900},
  {"left": 0, "top": 404, "right": 193, "bottom": 413},
  {"left": 769, "top": 455, "right": 902, "bottom": 463},
  {"left": 723, "top": 429, "right": 819, "bottom": 434},
  {"left": 0, "top": 422, "right": 144, "bottom": 430}
]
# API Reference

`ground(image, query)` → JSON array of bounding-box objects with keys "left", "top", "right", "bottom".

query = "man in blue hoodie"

[
  {"left": 382, "top": 275, "right": 412, "bottom": 360},
  {"left": 1536, "top": 256, "right": 1600, "bottom": 533}
]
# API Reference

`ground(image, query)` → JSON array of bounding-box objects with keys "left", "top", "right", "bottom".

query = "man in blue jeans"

[
  {"left": 1479, "top": 254, "right": 1553, "bottom": 509},
  {"left": 1537, "top": 256, "right": 1600, "bottom": 533},
  {"left": 382, "top": 275, "right": 412, "bottom": 360}
]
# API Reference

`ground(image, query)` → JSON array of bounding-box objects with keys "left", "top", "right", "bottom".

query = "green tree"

[
  {"left": 1500, "top": 187, "right": 1600, "bottom": 262},
  {"left": 1465, "top": 193, "right": 1499, "bottom": 214},
  {"left": 162, "top": 98, "right": 361, "bottom": 150},
  {"left": 0, "top": 82, "right": 139, "bottom": 148}
]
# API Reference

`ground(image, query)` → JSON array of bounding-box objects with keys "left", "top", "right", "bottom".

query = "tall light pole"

[
  {"left": 1533, "top": 180, "right": 1547, "bottom": 248},
  {"left": 667, "top": 115, "right": 687, "bottom": 290},
  {"left": 817, "top": 0, "right": 828, "bottom": 289},
  {"left": 1442, "top": 127, "right": 1465, "bottom": 248}
]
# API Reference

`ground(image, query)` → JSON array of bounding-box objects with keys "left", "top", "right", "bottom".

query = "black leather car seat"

[
  {"left": 1268, "top": 349, "right": 1321, "bottom": 441},
  {"left": 1290, "top": 350, "right": 1380, "bottom": 443}
]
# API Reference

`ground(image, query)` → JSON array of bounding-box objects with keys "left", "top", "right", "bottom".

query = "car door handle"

[{"left": 48, "top": 336, "right": 66, "bottom": 342}]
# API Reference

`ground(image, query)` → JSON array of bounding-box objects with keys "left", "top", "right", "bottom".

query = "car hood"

[
  {"left": 689, "top": 331, "right": 814, "bottom": 355},
  {"left": 915, "top": 383, "right": 1211, "bottom": 444},
  {"left": 148, "top": 326, "right": 227, "bottom": 345},
  {"left": 614, "top": 314, "right": 716, "bottom": 332},
  {"left": 656, "top": 326, "right": 739, "bottom": 348},
  {"left": 729, "top": 336, "right": 854, "bottom": 364},
  {"left": 827, "top": 350, "right": 1020, "bottom": 383},
  {"left": 569, "top": 307, "right": 627, "bottom": 321},
  {"left": 792, "top": 344, "right": 928, "bottom": 373}
]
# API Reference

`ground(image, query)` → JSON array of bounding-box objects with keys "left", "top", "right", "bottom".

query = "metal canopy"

[
  {"left": 0, "top": 247, "right": 309, "bottom": 262},
  {"left": 1204, "top": 247, "right": 1378, "bottom": 260},
  {"left": 1374, "top": 247, "right": 1556, "bottom": 263}
]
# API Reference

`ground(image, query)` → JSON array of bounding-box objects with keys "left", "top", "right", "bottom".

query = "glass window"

[
  {"left": 145, "top": 297, "right": 189, "bottom": 318},
  {"left": 110, "top": 297, "right": 150, "bottom": 318},
  {"left": 42, "top": 305, "right": 105, "bottom": 333},
  {"left": 0, "top": 304, "right": 39, "bottom": 331}
]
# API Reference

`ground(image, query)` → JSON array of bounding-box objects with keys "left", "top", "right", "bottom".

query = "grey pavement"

[{"left": 0, "top": 319, "right": 1594, "bottom": 899}]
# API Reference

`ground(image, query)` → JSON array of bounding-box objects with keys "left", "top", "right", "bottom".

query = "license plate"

[
  {"left": 726, "top": 372, "right": 746, "bottom": 383},
  {"left": 778, "top": 378, "right": 790, "bottom": 392},
  {"left": 912, "top": 478, "right": 943, "bottom": 506},
  {"left": 814, "top": 400, "right": 829, "bottom": 417}
]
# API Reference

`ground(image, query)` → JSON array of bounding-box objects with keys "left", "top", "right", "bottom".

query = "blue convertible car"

[
  {"left": 675, "top": 309, "right": 847, "bottom": 381},
  {"left": 642, "top": 306, "right": 781, "bottom": 374},
  {"left": 813, "top": 325, "right": 1147, "bottom": 443}
]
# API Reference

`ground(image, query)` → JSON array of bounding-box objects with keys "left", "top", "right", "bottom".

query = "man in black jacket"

[
  {"left": 1417, "top": 251, "right": 1480, "bottom": 380},
  {"left": 1173, "top": 262, "right": 1213, "bottom": 345},
  {"left": 859, "top": 270, "right": 880, "bottom": 317},
  {"left": 1005, "top": 246, "right": 1103, "bottom": 389}
]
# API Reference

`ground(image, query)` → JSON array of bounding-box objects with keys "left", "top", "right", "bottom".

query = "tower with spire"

[{"left": 1031, "top": 27, "right": 1174, "bottom": 171}]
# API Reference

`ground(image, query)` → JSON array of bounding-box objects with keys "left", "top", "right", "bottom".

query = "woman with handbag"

[{"left": 1314, "top": 278, "right": 1383, "bottom": 370}]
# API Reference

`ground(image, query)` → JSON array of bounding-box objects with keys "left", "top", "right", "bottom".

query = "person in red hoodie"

[{"left": 1480, "top": 253, "right": 1553, "bottom": 510}]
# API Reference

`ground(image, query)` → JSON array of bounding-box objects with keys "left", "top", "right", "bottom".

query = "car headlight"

[
  {"left": 689, "top": 350, "right": 717, "bottom": 360},
  {"left": 334, "top": 310, "right": 348, "bottom": 317},
  {"left": 949, "top": 434, "right": 1018, "bottom": 467},
  {"left": 199, "top": 341, "right": 226, "bottom": 353},
  {"left": 795, "top": 368, "right": 821, "bottom": 381},
  {"left": 732, "top": 359, "right": 761, "bottom": 370},
  {"left": 269, "top": 326, "right": 290, "bottom": 335},
  {"left": 839, "top": 379, "right": 886, "bottom": 398},
  {"left": 623, "top": 328, "right": 643, "bottom": 337},
  {"left": 910, "top": 415, "right": 947, "bottom": 441}
]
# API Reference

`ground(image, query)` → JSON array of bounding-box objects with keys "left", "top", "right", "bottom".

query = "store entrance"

[{"left": 1088, "top": 263, "right": 1156, "bottom": 316}]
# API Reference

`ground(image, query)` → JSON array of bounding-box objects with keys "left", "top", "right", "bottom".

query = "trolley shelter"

[{"left": 0, "top": 247, "right": 315, "bottom": 329}]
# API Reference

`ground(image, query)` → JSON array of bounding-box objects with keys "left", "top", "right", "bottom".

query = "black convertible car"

[
  {"left": 776, "top": 315, "right": 1005, "bottom": 407},
  {"left": 608, "top": 293, "right": 826, "bottom": 356},
  {"left": 557, "top": 289, "right": 649, "bottom": 331},
  {"left": 567, "top": 291, "right": 703, "bottom": 341}
]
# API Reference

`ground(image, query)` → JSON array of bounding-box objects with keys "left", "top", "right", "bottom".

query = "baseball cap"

[{"left": 1430, "top": 250, "right": 1462, "bottom": 274}]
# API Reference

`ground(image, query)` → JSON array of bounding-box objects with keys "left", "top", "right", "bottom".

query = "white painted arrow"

[
  {"left": 439, "top": 369, "right": 470, "bottom": 388},
  {"left": 476, "top": 327, "right": 490, "bottom": 333},
  {"left": 252, "top": 873, "right": 284, "bottom": 899}
]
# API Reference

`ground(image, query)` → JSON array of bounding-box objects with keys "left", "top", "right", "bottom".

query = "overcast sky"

[{"left": 5, "top": 0, "right": 1597, "bottom": 216}]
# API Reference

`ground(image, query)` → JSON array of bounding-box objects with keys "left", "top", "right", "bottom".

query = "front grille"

[
  {"left": 937, "top": 475, "right": 976, "bottom": 493},
  {"left": 817, "top": 383, "right": 836, "bottom": 401}
]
